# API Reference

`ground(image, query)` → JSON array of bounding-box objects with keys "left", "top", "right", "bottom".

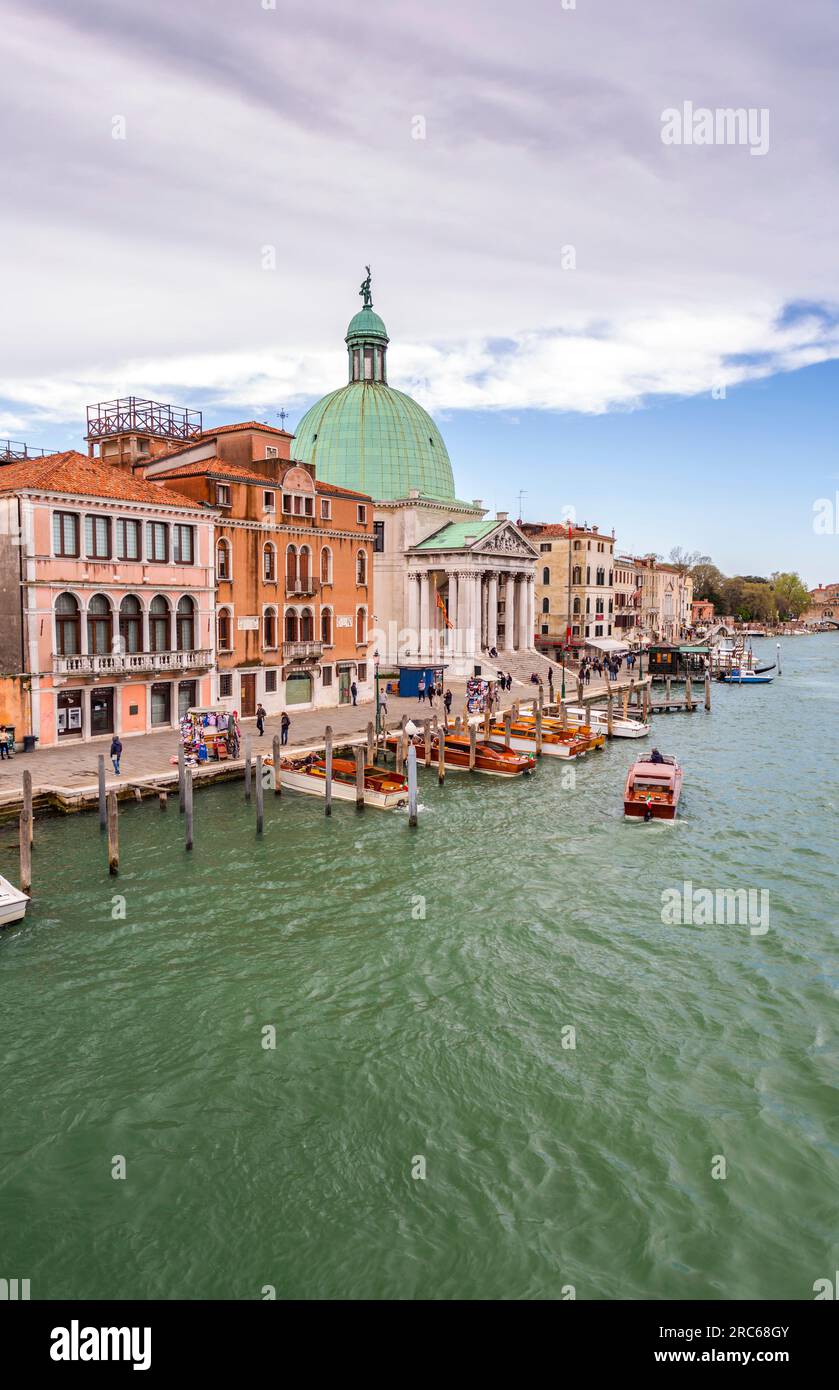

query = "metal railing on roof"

[
  {"left": 1, "top": 441, "right": 58, "bottom": 462},
  {"left": 85, "top": 397, "right": 203, "bottom": 442}
]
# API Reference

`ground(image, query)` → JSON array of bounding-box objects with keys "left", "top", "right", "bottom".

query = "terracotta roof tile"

[
  {"left": 205, "top": 420, "right": 293, "bottom": 438},
  {"left": 0, "top": 451, "right": 202, "bottom": 509},
  {"left": 153, "top": 458, "right": 372, "bottom": 500}
]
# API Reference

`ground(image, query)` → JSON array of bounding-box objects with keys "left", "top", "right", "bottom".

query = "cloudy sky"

[{"left": 1, "top": 0, "right": 837, "bottom": 580}]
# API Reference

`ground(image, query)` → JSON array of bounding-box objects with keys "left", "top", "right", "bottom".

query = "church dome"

[{"left": 292, "top": 282, "right": 455, "bottom": 502}]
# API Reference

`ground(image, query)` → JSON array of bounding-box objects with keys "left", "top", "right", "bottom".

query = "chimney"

[
  {"left": 472, "top": 498, "right": 483, "bottom": 509},
  {"left": 496, "top": 510, "right": 508, "bottom": 521}
]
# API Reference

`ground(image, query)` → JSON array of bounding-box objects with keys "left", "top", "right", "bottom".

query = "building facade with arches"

[
  {"left": 0, "top": 451, "right": 216, "bottom": 745},
  {"left": 146, "top": 423, "right": 374, "bottom": 713}
]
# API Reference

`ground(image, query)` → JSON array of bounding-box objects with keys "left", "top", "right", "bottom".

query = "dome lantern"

[{"left": 292, "top": 275, "right": 456, "bottom": 503}]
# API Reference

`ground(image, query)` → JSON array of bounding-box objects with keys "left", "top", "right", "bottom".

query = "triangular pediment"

[{"left": 474, "top": 522, "right": 538, "bottom": 560}]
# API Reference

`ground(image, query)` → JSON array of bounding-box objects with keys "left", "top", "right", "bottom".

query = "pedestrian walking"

[
  {"left": 281, "top": 711, "right": 290, "bottom": 745},
  {"left": 444, "top": 688, "right": 453, "bottom": 715},
  {"left": 350, "top": 680, "right": 358, "bottom": 706},
  {"left": 256, "top": 702, "right": 267, "bottom": 734},
  {"left": 0, "top": 725, "right": 10, "bottom": 759},
  {"left": 379, "top": 689, "right": 389, "bottom": 720},
  {"left": 418, "top": 675, "right": 426, "bottom": 703},
  {"left": 506, "top": 672, "right": 513, "bottom": 692},
  {"left": 584, "top": 664, "right": 591, "bottom": 685},
  {"left": 110, "top": 734, "right": 123, "bottom": 775}
]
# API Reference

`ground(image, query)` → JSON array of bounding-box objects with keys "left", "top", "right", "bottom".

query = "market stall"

[{"left": 178, "top": 706, "right": 240, "bottom": 765}]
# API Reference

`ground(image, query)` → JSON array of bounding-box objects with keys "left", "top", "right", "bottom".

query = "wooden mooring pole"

[
  {"left": 704, "top": 673, "right": 712, "bottom": 711},
  {"left": 244, "top": 736, "right": 252, "bottom": 801},
  {"left": 367, "top": 721, "right": 375, "bottom": 764},
  {"left": 98, "top": 755, "right": 107, "bottom": 828},
  {"left": 355, "top": 746, "right": 365, "bottom": 811},
  {"left": 407, "top": 744, "right": 418, "bottom": 828},
  {"left": 22, "top": 769, "right": 33, "bottom": 847},
  {"left": 324, "top": 726, "right": 333, "bottom": 816},
  {"left": 685, "top": 675, "right": 694, "bottom": 712},
  {"left": 184, "top": 770, "right": 193, "bottom": 852},
  {"left": 437, "top": 726, "right": 446, "bottom": 784},
  {"left": 503, "top": 711, "right": 512, "bottom": 749},
  {"left": 107, "top": 790, "right": 119, "bottom": 874},
  {"left": 535, "top": 703, "right": 543, "bottom": 756},
  {"left": 606, "top": 689, "right": 614, "bottom": 738},
  {"left": 273, "top": 734, "right": 282, "bottom": 795},
  {"left": 19, "top": 811, "right": 31, "bottom": 895},
  {"left": 468, "top": 723, "right": 477, "bottom": 770},
  {"left": 177, "top": 743, "right": 185, "bottom": 814},
  {"left": 255, "top": 755, "right": 264, "bottom": 834},
  {"left": 423, "top": 719, "right": 431, "bottom": 768}
]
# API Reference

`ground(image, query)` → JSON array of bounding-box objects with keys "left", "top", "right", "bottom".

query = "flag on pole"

[{"left": 436, "top": 590, "right": 453, "bottom": 629}]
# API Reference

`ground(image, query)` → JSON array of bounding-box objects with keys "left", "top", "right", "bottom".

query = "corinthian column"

[
  {"left": 487, "top": 573, "right": 498, "bottom": 650},
  {"left": 447, "top": 572, "right": 459, "bottom": 656},
  {"left": 517, "top": 574, "right": 528, "bottom": 652},
  {"left": 419, "top": 573, "right": 430, "bottom": 655},
  {"left": 504, "top": 573, "right": 516, "bottom": 650},
  {"left": 527, "top": 575, "right": 536, "bottom": 651},
  {"left": 407, "top": 572, "right": 420, "bottom": 644}
]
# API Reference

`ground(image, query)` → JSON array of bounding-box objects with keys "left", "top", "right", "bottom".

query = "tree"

[
  {"left": 690, "top": 562, "right": 725, "bottom": 610},
  {"left": 771, "top": 572, "right": 810, "bottom": 620},
  {"left": 669, "top": 547, "right": 711, "bottom": 575}
]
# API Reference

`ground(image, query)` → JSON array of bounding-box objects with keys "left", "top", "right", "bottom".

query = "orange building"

[{"left": 140, "top": 422, "right": 374, "bottom": 713}]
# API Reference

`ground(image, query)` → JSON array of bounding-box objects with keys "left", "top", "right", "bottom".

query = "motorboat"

[
  {"left": 564, "top": 705, "right": 650, "bottom": 739},
  {"left": 719, "top": 670, "right": 774, "bottom": 684},
  {"left": 385, "top": 731, "right": 535, "bottom": 777},
  {"left": 489, "top": 716, "right": 604, "bottom": 759},
  {"left": 623, "top": 754, "right": 683, "bottom": 821},
  {"left": 262, "top": 754, "right": 409, "bottom": 809},
  {"left": 0, "top": 874, "right": 29, "bottom": 927}
]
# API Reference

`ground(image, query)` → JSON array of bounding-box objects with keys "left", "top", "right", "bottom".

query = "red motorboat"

[{"left": 623, "top": 753, "right": 683, "bottom": 821}]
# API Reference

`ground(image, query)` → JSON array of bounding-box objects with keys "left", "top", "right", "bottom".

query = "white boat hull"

[
  {"left": 0, "top": 876, "right": 29, "bottom": 927},
  {"left": 504, "top": 733, "right": 579, "bottom": 759},
  {"left": 261, "top": 763, "right": 408, "bottom": 810},
  {"left": 565, "top": 708, "right": 649, "bottom": 738}
]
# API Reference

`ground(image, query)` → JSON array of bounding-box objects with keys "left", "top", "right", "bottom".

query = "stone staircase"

[{"left": 475, "top": 647, "right": 569, "bottom": 689}]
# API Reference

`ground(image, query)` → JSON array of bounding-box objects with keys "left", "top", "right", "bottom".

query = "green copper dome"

[{"left": 292, "top": 278, "right": 456, "bottom": 502}]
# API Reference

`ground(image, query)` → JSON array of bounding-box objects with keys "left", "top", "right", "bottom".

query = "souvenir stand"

[
  {"left": 465, "top": 677, "right": 494, "bottom": 715},
  {"left": 179, "top": 707, "right": 240, "bottom": 765}
]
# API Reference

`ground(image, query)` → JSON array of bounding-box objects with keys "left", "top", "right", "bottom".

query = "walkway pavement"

[{"left": 0, "top": 668, "right": 641, "bottom": 805}]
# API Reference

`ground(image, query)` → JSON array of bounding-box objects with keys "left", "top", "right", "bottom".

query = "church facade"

[{"left": 292, "top": 276, "right": 537, "bottom": 672}]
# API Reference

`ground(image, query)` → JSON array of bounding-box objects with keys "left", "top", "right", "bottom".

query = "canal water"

[{"left": 2, "top": 635, "right": 837, "bottom": 1300}]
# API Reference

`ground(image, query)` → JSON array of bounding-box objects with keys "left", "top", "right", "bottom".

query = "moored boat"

[
  {"left": 623, "top": 753, "right": 683, "bottom": 821},
  {"left": 262, "top": 754, "right": 409, "bottom": 809},
  {"left": 489, "top": 716, "right": 605, "bottom": 759},
  {"left": 0, "top": 874, "right": 29, "bottom": 927},
  {"left": 564, "top": 705, "right": 650, "bottom": 739},
  {"left": 719, "top": 670, "right": 774, "bottom": 684},
  {"left": 385, "top": 731, "right": 535, "bottom": 776}
]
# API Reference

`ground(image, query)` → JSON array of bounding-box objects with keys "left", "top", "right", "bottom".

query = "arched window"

[
  {"left": 150, "top": 596, "right": 170, "bottom": 652},
  {"left": 217, "top": 607, "right": 232, "bottom": 651},
  {"left": 263, "top": 607, "right": 277, "bottom": 649},
  {"left": 87, "top": 594, "right": 112, "bottom": 656},
  {"left": 55, "top": 592, "right": 80, "bottom": 656},
  {"left": 356, "top": 549, "right": 367, "bottom": 585},
  {"left": 542, "top": 597, "right": 549, "bottom": 613},
  {"left": 572, "top": 566, "right": 582, "bottom": 585},
  {"left": 596, "top": 567, "right": 605, "bottom": 586},
  {"left": 176, "top": 595, "right": 195, "bottom": 651},
  {"left": 286, "top": 544, "right": 297, "bottom": 587},
  {"left": 586, "top": 566, "right": 591, "bottom": 585},
  {"left": 119, "top": 595, "right": 142, "bottom": 654},
  {"left": 542, "top": 567, "right": 550, "bottom": 585},
  {"left": 299, "top": 546, "right": 311, "bottom": 588},
  {"left": 300, "top": 607, "right": 314, "bottom": 642},
  {"left": 572, "top": 597, "right": 581, "bottom": 615},
  {"left": 217, "top": 538, "right": 231, "bottom": 580},
  {"left": 320, "top": 546, "right": 332, "bottom": 585},
  {"left": 356, "top": 606, "right": 367, "bottom": 645},
  {"left": 321, "top": 607, "right": 333, "bottom": 646},
  {"left": 285, "top": 608, "right": 299, "bottom": 643},
  {"left": 263, "top": 542, "right": 276, "bottom": 582}
]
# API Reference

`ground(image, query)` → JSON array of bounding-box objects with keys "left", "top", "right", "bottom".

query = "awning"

[{"left": 585, "top": 637, "right": 630, "bottom": 653}]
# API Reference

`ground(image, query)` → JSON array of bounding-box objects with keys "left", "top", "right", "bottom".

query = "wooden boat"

[
  {"left": 564, "top": 705, "right": 650, "bottom": 739},
  {"left": 0, "top": 874, "right": 29, "bottom": 927},
  {"left": 262, "top": 754, "right": 409, "bottom": 809},
  {"left": 489, "top": 716, "right": 605, "bottom": 759},
  {"left": 623, "top": 754, "right": 683, "bottom": 821},
  {"left": 385, "top": 731, "right": 534, "bottom": 777}
]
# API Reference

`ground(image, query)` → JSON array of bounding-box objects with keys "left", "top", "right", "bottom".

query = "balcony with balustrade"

[
  {"left": 281, "top": 641, "right": 323, "bottom": 661},
  {"left": 53, "top": 649, "right": 212, "bottom": 677}
]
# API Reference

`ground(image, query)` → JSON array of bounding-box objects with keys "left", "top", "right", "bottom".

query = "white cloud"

[{"left": 0, "top": 0, "right": 838, "bottom": 433}]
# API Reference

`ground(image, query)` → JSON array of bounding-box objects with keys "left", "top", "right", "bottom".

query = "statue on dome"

[{"left": 359, "top": 265, "right": 372, "bottom": 307}]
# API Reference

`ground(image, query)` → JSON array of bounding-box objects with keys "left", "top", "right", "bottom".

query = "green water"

[{"left": 2, "top": 636, "right": 838, "bottom": 1301}]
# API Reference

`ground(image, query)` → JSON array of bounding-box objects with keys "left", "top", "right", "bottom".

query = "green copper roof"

[
  {"left": 413, "top": 519, "right": 499, "bottom": 550},
  {"left": 293, "top": 382, "right": 456, "bottom": 502},
  {"left": 346, "top": 307, "right": 389, "bottom": 342}
]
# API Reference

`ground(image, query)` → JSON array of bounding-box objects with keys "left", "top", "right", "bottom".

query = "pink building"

[{"left": 0, "top": 451, "right": 217, "bottom": 747}]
